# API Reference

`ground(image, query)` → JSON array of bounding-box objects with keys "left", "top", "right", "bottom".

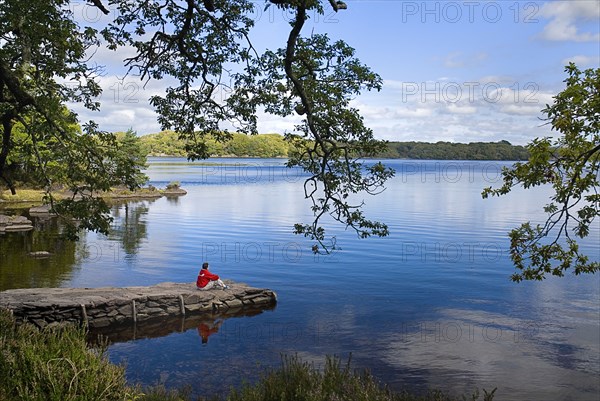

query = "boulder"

[{"left": 28, "top": 251, "right": 52, "bottom": 258}]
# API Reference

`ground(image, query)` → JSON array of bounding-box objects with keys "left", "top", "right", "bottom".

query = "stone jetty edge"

[{"left": 0, "top": 281, "right": 277, "bottom": 329}]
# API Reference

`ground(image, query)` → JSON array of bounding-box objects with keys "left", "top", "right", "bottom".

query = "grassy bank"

[
  {"left": 0, "top": 189, "right": 50, "bottom": 203},
  {"left": 0, "top": 184, "right": 181, "bottom": 206},
  {"left": 0, "top": 311, "right": 495, "bottom": 401}
]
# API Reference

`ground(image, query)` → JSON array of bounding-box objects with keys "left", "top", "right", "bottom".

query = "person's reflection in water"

[{"left": 198, "top": 318, "right": 224, "bottom": 344}]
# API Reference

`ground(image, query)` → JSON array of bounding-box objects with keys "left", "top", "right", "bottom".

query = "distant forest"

[{"left": 139, "top": 131, "right": 529, "bottom": 160}]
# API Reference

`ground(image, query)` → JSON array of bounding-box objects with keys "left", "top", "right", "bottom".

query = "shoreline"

[{"left": 0, "top": 185, "right": 187, "bottom": 207}]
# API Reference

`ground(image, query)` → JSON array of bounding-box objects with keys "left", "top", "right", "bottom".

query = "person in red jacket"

[{"left": 196, "top": 262, "right": 229, "bottom": 290}]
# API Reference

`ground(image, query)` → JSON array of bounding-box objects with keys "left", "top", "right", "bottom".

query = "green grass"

[
  {"left": 0, "top": 186, "right": 164, "bottom": 206},
  {"left": 0, "top": 311, "right": 495, "bottom": 401},
  {"left": 0, "top": 189, "right": 46, "bottom": 203},
  {"left": 0, "top": 310, "right": 132, "bottom": 401},
  {"left": 228, "top": 355, "right": 496, "bottom": 401}
]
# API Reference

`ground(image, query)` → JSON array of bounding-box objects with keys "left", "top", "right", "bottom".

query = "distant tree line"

[
  {"left": 379, "top": 140, "right": 530, "bottom": 160},
  {"left": 140, "top": 131, "right": 529, "bottom": 160},
  {"left": 140, "top": 131, "right": 289, "bottom": 158}
]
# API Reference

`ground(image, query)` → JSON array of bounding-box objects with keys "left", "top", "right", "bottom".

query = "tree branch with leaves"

[
  {"left": 483, "top": 64, "right": 600, "bottom": 281},
  {"left": 102, "top": 0, "right": 393, "bottom": 252},
  {"left": 0, "top": 0, "right": 150, "bottom": 238}
]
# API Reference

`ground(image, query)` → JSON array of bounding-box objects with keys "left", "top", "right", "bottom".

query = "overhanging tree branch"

[{"left": 483, "top": 64, "right": 600, "bottom": 281}]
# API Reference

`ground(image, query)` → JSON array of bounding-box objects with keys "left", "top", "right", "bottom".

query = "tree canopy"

[
  {"left": 378, "top": 140, "right": 529, "bottom": 161},
  {"left": 0, "top": 0, "right": 392, "bottom": 249},
  {"left": 483, "top": 64, "right": 600, "bottom": 281},
  {"left": 140, "top": 131, "right": 291, "bottom": 158}
]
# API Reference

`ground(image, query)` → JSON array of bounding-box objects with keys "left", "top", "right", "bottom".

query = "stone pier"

[{"left": 0, "top": 281, "right": 277, "bottom": 329}]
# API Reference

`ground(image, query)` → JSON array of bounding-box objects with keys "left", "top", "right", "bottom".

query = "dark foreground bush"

[
  {"left": 0, "top": 310, "right": 494, "bottom": 401},
  {"left": 0, "top": 310, "right": 132, "bottom": 401}
]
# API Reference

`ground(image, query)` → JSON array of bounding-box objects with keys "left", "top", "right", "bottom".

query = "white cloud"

[
  {"left": 561, "top": 55, "right": 600, "bottom": 67},
  {"left": 394, "top": 107, "right": 434, "bottom": 118},
  {"left": 350, "top": 77, "right": 556, "bottom": 145},
  {"left": 485, "top": 87, "right": 554, "bottom": 107},
  {"left": 444, "top": 52, "right": 464, "bottom": 68},
  {"left": 446, "top": 104, "right": 477, "bottom": 114},
  {"left": 539, "top": 0, "right": 600, "bottom": 42},
  {"left": 256, "top": 112, "right": 301, "bottom": 134},
  {"left": 68, "top": 74, "right": 166, "bottom": 134},
  {"left": 500, "top": 104, "right": 543, "bottom": 116}
]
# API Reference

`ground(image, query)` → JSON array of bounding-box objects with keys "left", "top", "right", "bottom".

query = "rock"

[
  {"left": 91, "top": 317, "right": 112, "bottom": 328},
  {"left": 29, "top": 205, "right": 54, "bottom": 215},
  {"left": 162, "top": 188, "right": 187, "bottom": 196},
  {"left": 5, "top": 224, "right": 34, "bottom": 232},
  {"left": 28, "top": 251, "right": 52, "bottom": 258},
  {"left": 0, "top": 281, "right": 277, "bottom": 329},
  {"left": 11, "top": 215, "right": 31, "bottom": 224},
  {"left": 0, "top": 214, "right": 34, "bottom": 232},
  {"left": 118, "top": 304, "right": 133, "bottom": 316},
  {"left": 224, "top": 299, "right": 244, "bottom": 309}
]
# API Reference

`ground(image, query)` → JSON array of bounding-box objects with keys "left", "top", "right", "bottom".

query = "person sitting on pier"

[{"left": 196, "top": 262, "right": 229, "bottom": 290}]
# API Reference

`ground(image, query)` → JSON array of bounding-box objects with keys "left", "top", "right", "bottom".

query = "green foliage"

[
  {"left": 140, "top": 131, "right": 526, "bottom": 161},
  {"left": 381, "top": 141, "right": 529, "bottom": 160},
  {"left": 229, "top": 355, "right": 495, "bottom": 401},
  {"left": 0, "top": 0, "right": 149, "bottom": 239},
  {"left": 141, "top": 131, "right": 188, "bottom": 157},
  {"left": 140, "top": 131, "right": 291, "bottom": 158},
  {"left": 225, "top": 24, "right": 395, "bottom": 251},
  {"left": 0, "top": 310, "right": 130, "bottom": 401},
  {"left": 483, "top": 64, "right": 600, "bottom": 281},
  {"left": 113, "top": 129, "right": 150, "bottom": 188},
  {"left": 136, "top": 385, "right": 208, "bottom": 401}
]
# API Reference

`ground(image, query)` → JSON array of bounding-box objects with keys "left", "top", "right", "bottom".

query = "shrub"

[{"left": 0, "top": 310, "right": 133, "bottom": 401}]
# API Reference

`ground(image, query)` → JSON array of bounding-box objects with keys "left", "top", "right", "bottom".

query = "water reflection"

[
  {"left": 88, "top": 304, "right": 275, "bottom": 345},
  {"left": 0, "top": 200, "right": 154, "bottom": 290},
  {"left": 107, "top": 200, "right": 153, "bottom": 257},
  {"left": 165, "top": 195, "right": 181, "bottom": 206},
  {"left": 0, "top": 212, "right": 79, "bottom": 290},
  {"left": 376, "top": 305, "right": 599, "bottom": 400},
  {"left": 198, "top": 318, "right": 224, "bottom": 344}
]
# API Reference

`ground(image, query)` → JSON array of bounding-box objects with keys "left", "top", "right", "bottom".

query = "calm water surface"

[{"left": 1, "top": 158, "right": 599, "bottom": 400}]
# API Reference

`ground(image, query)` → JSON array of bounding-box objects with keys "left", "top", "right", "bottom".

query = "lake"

[{"left": 1, "top": 158, "right": 599, "bottom": 400}]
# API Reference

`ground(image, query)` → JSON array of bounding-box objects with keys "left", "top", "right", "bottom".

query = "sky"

[{"left": 70, "top": 0, "right": 600, "bottom": 145}]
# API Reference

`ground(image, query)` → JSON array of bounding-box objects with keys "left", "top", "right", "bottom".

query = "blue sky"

[{"left": 73, "top": 1, "right": 600, "bottom": 145}]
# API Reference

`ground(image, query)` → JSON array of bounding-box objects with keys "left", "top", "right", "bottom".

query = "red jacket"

[{"left": 196, "top": 268, "right": 220, "bottom": 288}]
